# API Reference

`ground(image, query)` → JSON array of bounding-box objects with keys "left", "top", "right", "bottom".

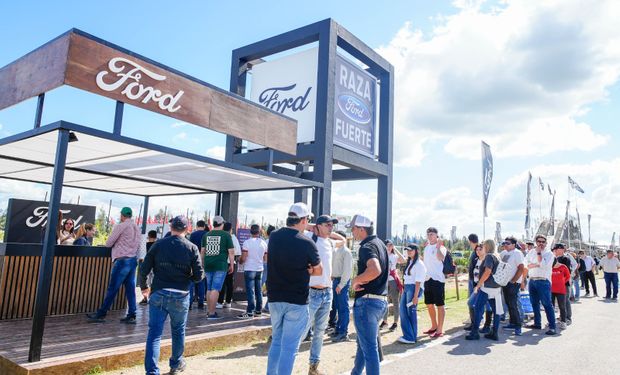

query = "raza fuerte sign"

[
  {"left": 333, "top": 55, "right": 377, "bottom": 158},
  {"left": 4, "top": 198, "right": 96, "bottom": 243}
]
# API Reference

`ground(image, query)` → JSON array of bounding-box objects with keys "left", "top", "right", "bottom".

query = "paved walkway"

[
  {"left": 106, "top": 279, "right": 617, "bottom": 374},
  {"left": 382, "top": 288, "right": 618, "bottom": 374}
]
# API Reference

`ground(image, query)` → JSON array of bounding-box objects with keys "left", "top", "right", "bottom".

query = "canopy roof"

[{"left": 0, "top": 121, "right": 320, "bottom": 197}]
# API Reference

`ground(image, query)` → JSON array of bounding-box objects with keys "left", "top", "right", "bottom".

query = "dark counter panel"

[{"left": 0, "top": 243, "right": 127, "bottom": 320}]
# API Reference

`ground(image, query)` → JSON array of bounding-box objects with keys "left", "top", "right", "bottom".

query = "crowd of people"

[{"left": 69, "top": 203, "right": 619, "bottom": 375}]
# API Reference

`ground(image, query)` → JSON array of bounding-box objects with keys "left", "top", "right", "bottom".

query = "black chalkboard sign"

[{"left": 4, "top": 198, "right": 96, "bottom": 243}]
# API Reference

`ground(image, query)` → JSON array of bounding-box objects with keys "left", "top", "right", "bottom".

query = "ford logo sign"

[{"left": 337, "top": 94, "right": 371, "bottom": 124}]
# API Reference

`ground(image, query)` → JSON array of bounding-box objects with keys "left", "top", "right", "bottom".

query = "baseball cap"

[
  {"left": 426, "top": 227, "right": 438, "bottom": 234},
  {"left": 385, "top": 239, "right": 393, "bottom": 245},
  {"left": 504, "top": 236, "right": 517, "bottom": 245},
  {"left": 552, "top": 243, "right": 566, "bottom": 250},
  {"left": 345, "top": 214, "right": 373, "bottom": 228},
  {"left": 250, "top": 224, "right": 260, "bottom": 234},
  {"left": 212, "top": 215, "right": 225, "bottom": 226},
  {"left": 120, "top": 207, "right": 132, "bottom": 217},
  {"left": 525, "top": 240, "right": 535, "bottom": 246},
  {"left": 169, "top": 215, "right": 188, "bottom": 231},
  {"left": 288, "top": 202, "right": 313, "bottom": 218},
  {"left": 316, "top": 215, "right": 338, "bottom": 225}
]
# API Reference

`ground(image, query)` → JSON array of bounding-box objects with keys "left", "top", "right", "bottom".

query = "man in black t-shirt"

[
  {"left": 348, "top": 214, "right": 388, "bottom": 375},
  {"left": 266, "top": 202, "right": 322, "bottom": 375}
]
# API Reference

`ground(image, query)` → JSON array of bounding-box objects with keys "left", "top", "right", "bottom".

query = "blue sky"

[{"left": 1, "top": 0, "right": 619, "bottom": 244}]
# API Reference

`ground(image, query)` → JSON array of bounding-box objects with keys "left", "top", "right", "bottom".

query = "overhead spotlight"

[{"left": 68, "top": 132, "right": 79, "bottom": 142}]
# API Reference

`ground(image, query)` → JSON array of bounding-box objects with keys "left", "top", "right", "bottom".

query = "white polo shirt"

[
  {"left": 242, "top": 237, "right": 268, "bottom": 272},
  {"left": 500, "top": 249, "right": 525, "bottom": 283}
]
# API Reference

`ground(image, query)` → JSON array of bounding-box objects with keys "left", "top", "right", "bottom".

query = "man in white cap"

[
  {"left": 348, "top": 214, "right": 389, "bottom": 375},
  {"left": 266, "top": 203, "right": 322, "bottom": 375}
]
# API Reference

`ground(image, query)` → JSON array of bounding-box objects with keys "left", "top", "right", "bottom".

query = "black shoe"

[
  {"left": 484, "top": 331, "right": 498, "bottom": 341},
  {"left": 379, "top": 321, "right": 388, "bottom": 329},
  {"left": 303, "top": 333, "right": 312, "bottom": 342},
  {"left": 139, "top": 298, "right": 148, "bottom": 305},
  {"left": 197, "top": 304, "right": 205, "bottom": 310},
  {"left": 526, "top": 324, "right": 542, "bottom": 330},
  {"left": 120, "top": 315, "right": 136, "bottom": 324},
  {"left": 86, "top": 313, "right": 105, "bottom": 323},
  {"left": 464, "top": 325, "right": 473, "bottom": 331},
  {"left": 254, "top": 310, "right": 262, "bottom": 316},
  {"left": 465, "top": 333, "right": 480, "bottom": 340},
  {"left": 545, "top": 329, "right": 556, "bottom": 335},
  {"left": 389, "top": 323, "right": 398, "bottom": 332},
  {"left": 169, "top": 360, "right": 186, "bottom": 374},
  {"left": 332, "top": 333, "right": 350, "bottom": 342}
]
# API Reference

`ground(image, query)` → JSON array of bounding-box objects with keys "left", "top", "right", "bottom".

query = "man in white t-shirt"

[
  {"left": 237, "top": 224, "right": 268, "bottom": 319},
  {"left": 500, "top": 236, "right": 525, "bottom": 335},
  {"left": 422, "top": 227, "right": 447, "bottom": 338},
  {"left": 600, "top": 250, "right": 620, "bottom": 300},
  {"left": 305, "top": 215, "right": 345, "bottom": 375}
]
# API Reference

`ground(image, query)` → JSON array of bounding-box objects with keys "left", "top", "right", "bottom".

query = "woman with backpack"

[
  {"left": 465, "top": 239, "right": 504, "bottom": 341},
  {"left": 398, "top": 244, "right": 426, "bottom": 344}
]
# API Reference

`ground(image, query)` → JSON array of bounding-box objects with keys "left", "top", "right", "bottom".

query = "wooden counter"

[{"left": 0, "top": 243, "right": 126, "bottom": 320}]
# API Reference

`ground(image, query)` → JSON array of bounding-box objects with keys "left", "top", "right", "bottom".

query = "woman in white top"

[
  {"left": 398, "top": 244, "right": 426, "bottom": 344},
  {"left": 58, "top": 219, "right": 76, "bottom": 245},
  {"left": 466, "top": 239, "right": 503, "bottom": 341}
]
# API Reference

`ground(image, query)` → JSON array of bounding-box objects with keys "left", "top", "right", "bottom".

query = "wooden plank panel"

[
  {"left": 64, "top": 32, "right": 297, "bottom": 154},
  {"left": 0, "top": 33, "right": 70, "bottom": 110}
]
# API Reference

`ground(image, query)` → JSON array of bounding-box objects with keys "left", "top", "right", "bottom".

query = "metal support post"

[
  {"left": 28, "top": 129, "right": 69, "bottom": 362},
  {"left": 141, "top": 196, "right": 149, "bottom": 234},
  {"left": 33, "top": 94, "right": 45, "bottom": 129}
]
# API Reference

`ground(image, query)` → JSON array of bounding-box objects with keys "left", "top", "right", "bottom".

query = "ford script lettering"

[
  {"left": 337, "top": 94, "right": 371, "bottom": 124},
  {"left": 96, "top": 57, "right": 184, "bottom": 113},
  {"left": 26, "top": 207, "right": 84, "bottom": 228},
  {"left": 258, "top": 84, "right": 311, "bottom": 114}
]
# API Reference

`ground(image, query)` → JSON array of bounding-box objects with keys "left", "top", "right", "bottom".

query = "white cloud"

[
  {"left": 172, "top": 132, "right": 187, "bottom": 142},
  {"left": 170, "top": 122, "right": 188, "bottom": 129},
  {"left": 377, "top": 0, "right": 620, "bottom": 165},
  {"left": 205, "top": 146, "right": 225, "bottom": 160}
]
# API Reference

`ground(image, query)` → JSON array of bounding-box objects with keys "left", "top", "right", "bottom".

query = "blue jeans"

[
  {"left": 471, "top": 290, "right": 500, "bottom": 334},
  {"left": 574, "top": 278, "right": 581, "bottom": 300},
  {"left": 189, "top": 278, "right": 206, "bottom": 306},
  {"left": 351, "top": 297, "right": 387, "bottom": 375},
  {"left": 330, "top": 278, "right": 350, "bottom": 335},
  {"left": 305, "top": 288, "right": 333, "bottom": 364},
  {"left": 529, "top": 279, "right": 556, "bottom": 330},
  {"left": 604, "top": 272, "right": 619, "bottom": 298},
  {"left": 97, "top": 257, "right": 137, "bottom": 317},
  {"left": 145, "top": 289, "right": 190, "bottom": 375},
  {"left": 205, "top": 270, "right": 227, "bottom": 291},
  {"left": 245, "top": 271, "right": 263, "bottom": 313},
  {"left": 399, "top": 285, "right": 423, "bottom": 342},
  {"left": 267, "top": 302, "right": 309, "bottom": 375}
]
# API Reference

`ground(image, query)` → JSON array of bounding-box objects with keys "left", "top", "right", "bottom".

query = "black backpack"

[{"left": 442, "top": 250, "right": 456, "bottom": 276}]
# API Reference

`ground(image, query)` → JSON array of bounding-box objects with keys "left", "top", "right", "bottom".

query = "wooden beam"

[{"left": 0, "top": 30, "right": 297, "bottom": 154}]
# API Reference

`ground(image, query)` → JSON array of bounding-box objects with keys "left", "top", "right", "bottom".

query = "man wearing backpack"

[
  {"left": 499, "top": 236, "right": 525, "bottom": 336},
  {"left": 422, "top": 227, "right": 448, "bottom": 338}
]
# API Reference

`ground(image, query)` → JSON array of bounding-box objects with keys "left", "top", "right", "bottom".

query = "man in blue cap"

[{"left": 140, "top": 215, "right": 204, "bottom": 375}]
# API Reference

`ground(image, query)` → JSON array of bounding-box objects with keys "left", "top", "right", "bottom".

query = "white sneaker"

[
  {"left": 216, "top": 303, "right": 223, "bottom": 309},
  {"left": 558, "top": 322, "right": 567, "bottom": 330},
  {"left": 397, "top": 336, "right": 416, "bottom": 344}
]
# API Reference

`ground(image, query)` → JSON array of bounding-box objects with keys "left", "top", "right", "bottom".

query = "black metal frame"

[
  {"left": 223, "top": 18, "right": 394, "bottom": 239},
  {"left": 1, "top": 114, "right": 321, "bottom": 364}
]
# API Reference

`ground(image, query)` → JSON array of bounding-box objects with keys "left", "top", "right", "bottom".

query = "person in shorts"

[
  {"left": 423, "top": 227, "right": 447, "bottom": 338},
  {"left": 200, "top": 215, "right": 234, "bottom": 320}
]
